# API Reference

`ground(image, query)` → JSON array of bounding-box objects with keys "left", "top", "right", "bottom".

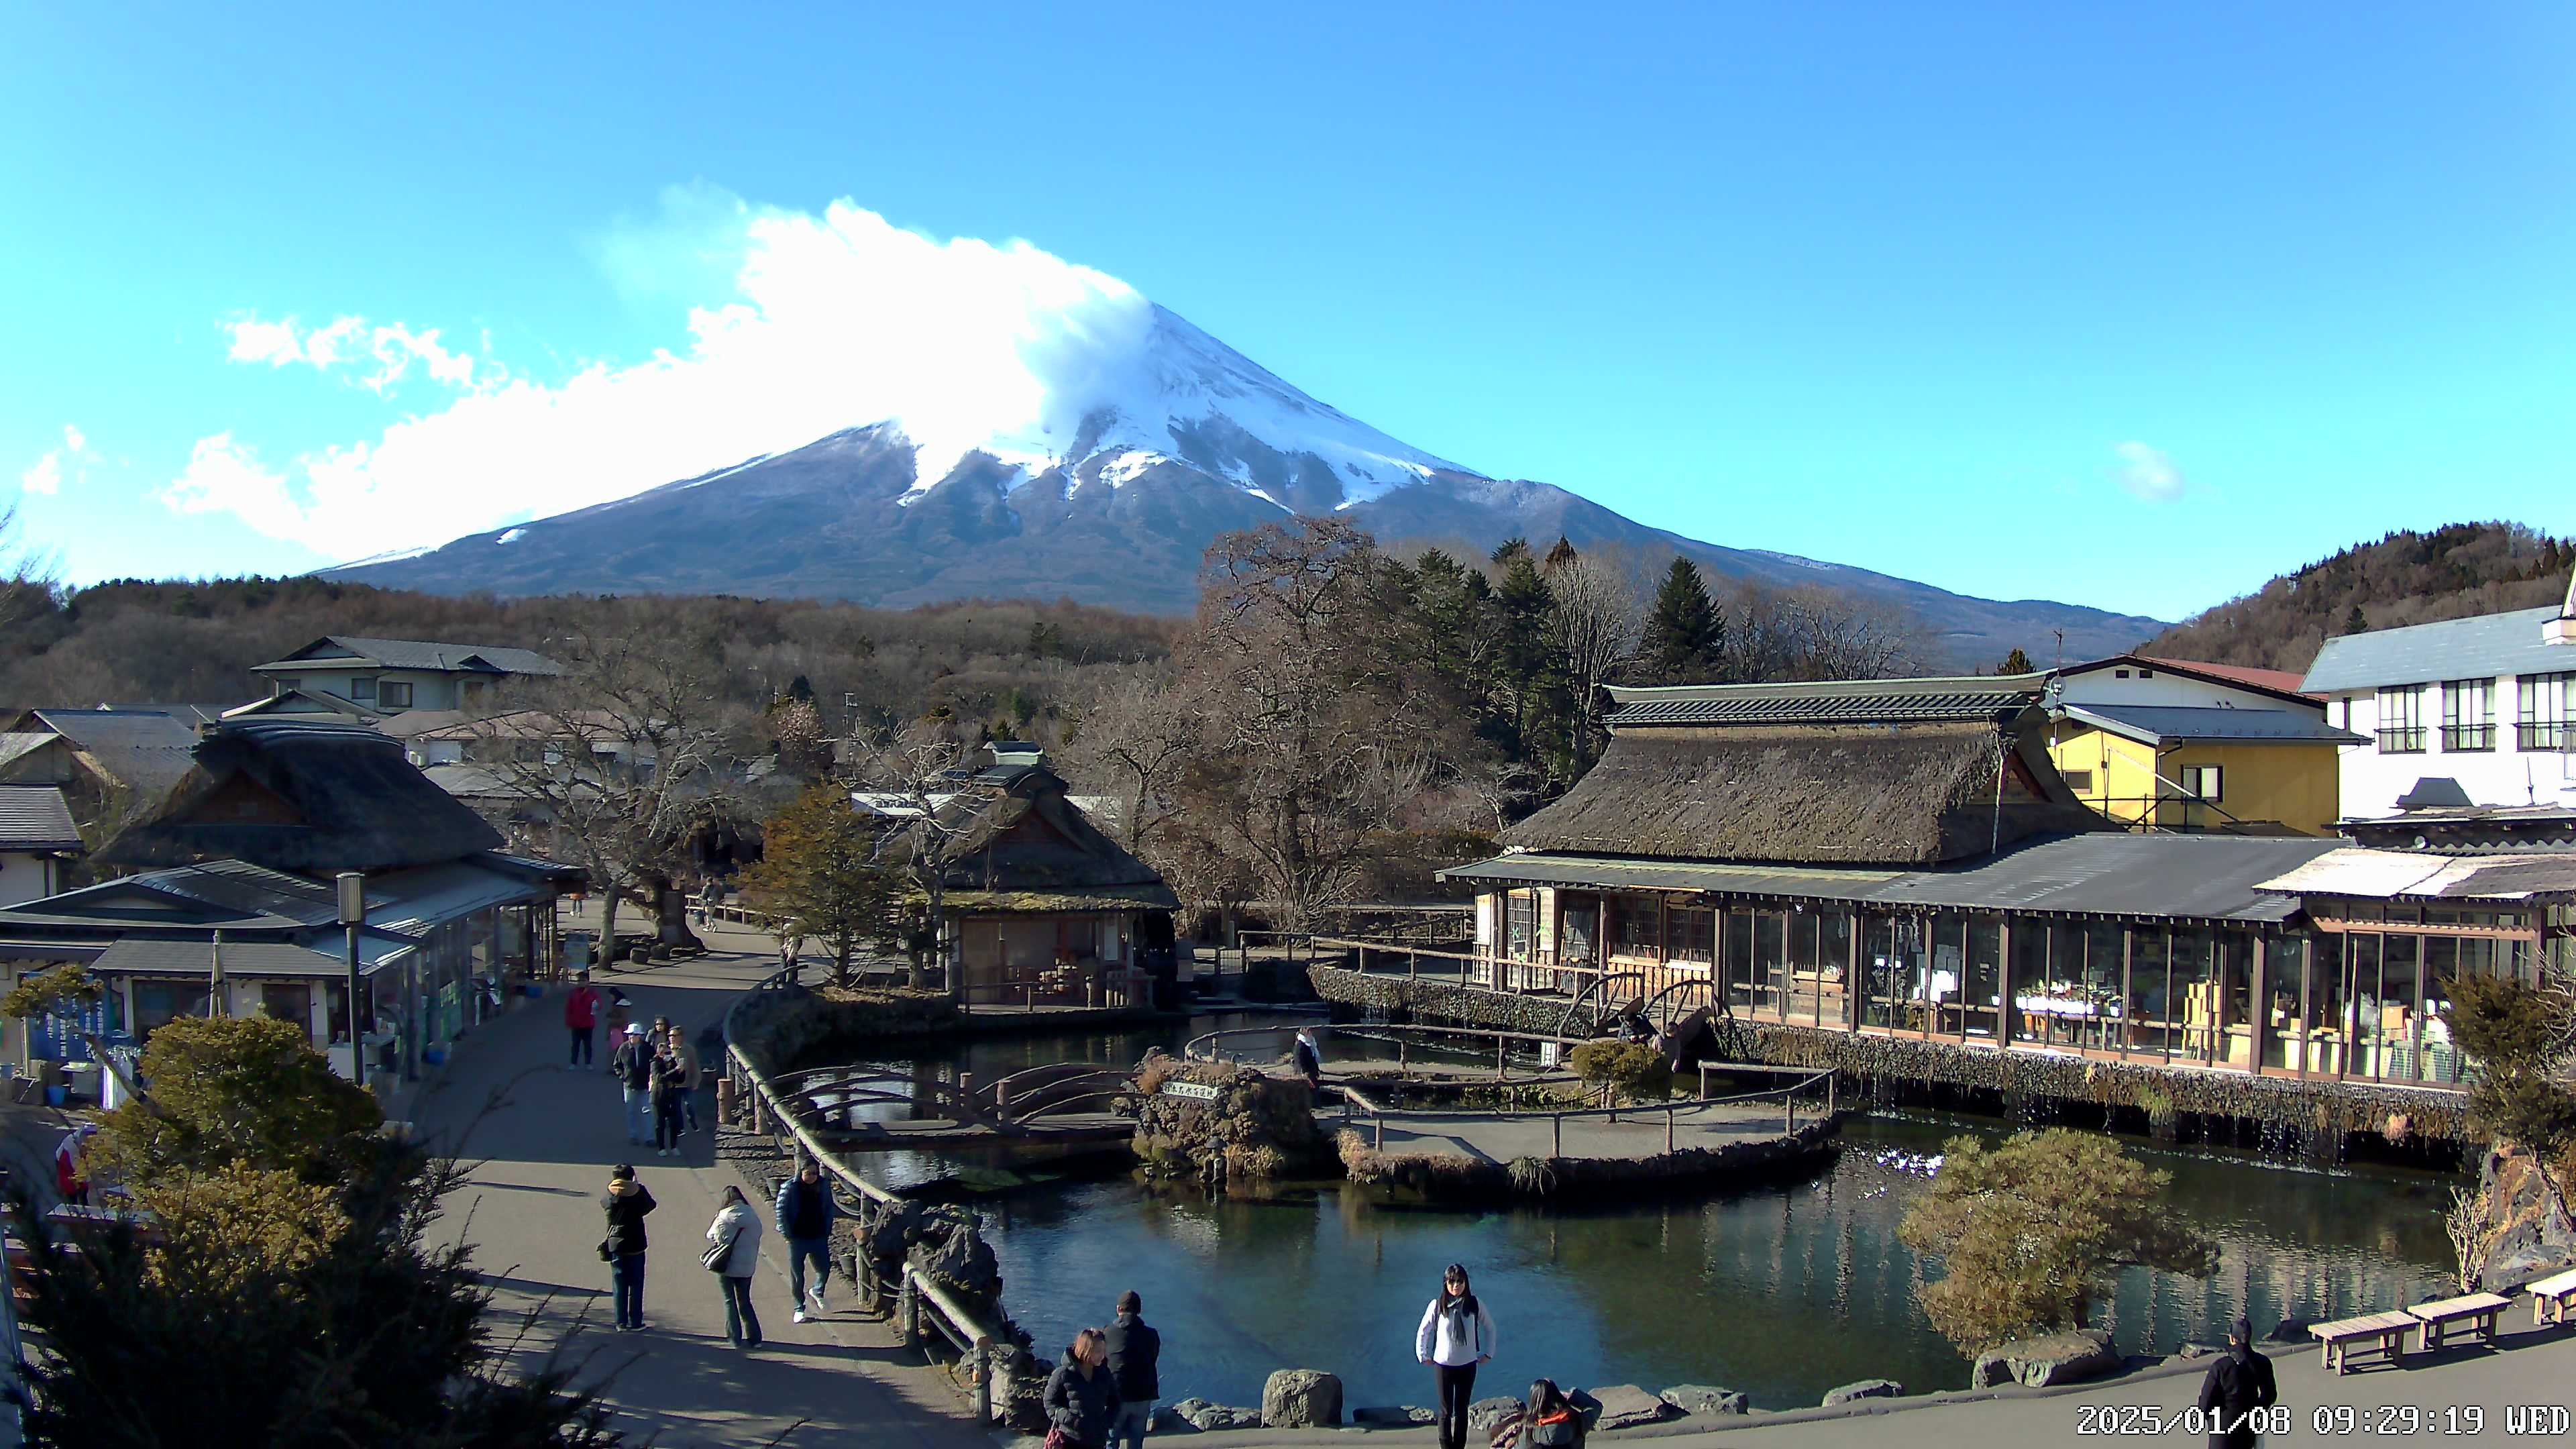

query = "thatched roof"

[
  {"left": 1504, "top": 715, "right": 2104, "bottom": 866},
  {"left": 101, "top": 718, "right": 502, "bottom": 873},
  {"left": 928, "top": 763, "right": 1176, "bottom": 911}
]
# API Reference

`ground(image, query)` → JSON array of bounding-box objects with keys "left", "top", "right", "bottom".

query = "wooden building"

[{"left": 1421, "top": 676, "right": 2575, "bottom": 1099}]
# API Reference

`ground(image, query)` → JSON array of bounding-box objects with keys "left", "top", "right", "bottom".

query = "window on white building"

[
  {"left": 2519, "top": 672, "right": 2575, "bottom": 751},
  {"left": 350, "top": 676, "right": 376, "bottom": 701},
  {"left": 2442, "top": 678, "right": 2496, "bottom": 752},
  {"left": 2375, "top": 685, "right": 2427, "bottom": 753},
  {"left": 378, "top": 680, "right": 414, "bottom": 709}
]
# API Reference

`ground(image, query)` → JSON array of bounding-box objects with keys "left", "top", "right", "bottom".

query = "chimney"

[{"left": 2547, "top": 572, "right": 2576, "bottom": 646}]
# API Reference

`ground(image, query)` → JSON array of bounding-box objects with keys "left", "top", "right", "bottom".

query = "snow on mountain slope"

[{"left": 898, "top": 304, "right": 1477, "bottom": 511}]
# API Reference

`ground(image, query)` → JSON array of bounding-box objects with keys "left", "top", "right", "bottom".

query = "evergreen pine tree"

[
  {"left": 1544, "top": 535, "right": 1578, "bottom": 570},
  {"left": 1640, "top": 557, "right": 1722, "bottom": 682},
  {"left": 1996, "top": 647, "right": 2034, "bottom": 675},
  {"left": 2343, "top": 605, "right": 2369, "bottom": 635}
]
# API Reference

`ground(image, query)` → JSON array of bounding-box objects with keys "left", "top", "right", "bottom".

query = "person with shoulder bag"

[
  {"left": 1042, "top": 1326, "right": 1122, "bottom": 1449},
  {"left": 704, "top": 1183, "right": 764, "bottom": 1349},
  {"left": 600, "top": 1162, "right": 656, "bottom": 1332}
]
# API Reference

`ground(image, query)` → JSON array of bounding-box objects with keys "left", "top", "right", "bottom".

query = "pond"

[{"left": 830, "top": 1017, "right": 2459, "bottom": 1413}]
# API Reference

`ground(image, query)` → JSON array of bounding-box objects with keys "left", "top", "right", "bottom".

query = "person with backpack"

[
  {"left": 601, "top": 1162, "right": 656, "bottom": 1332},
  {"left": 773, "top": 1160, "right": 841, "bottom": 1322},
  {"left": 705, "top": 1183, "right": 764, "bottom": 1349},
  {"left": 649, "top": 1028, "right": 688, "bottom": 1155},
  {"left": 610, "top": 1023, "right": 654, "bottom": 1144},
  {"left": 1103, "top": 1290, "right": 1161, "bottom": 1449},
  {"left": 1415, "top": 1263, "right": 1496, "bottom": 1449},
  {"left": 563, "top": 971, "right": 601, "bottom": 1068},
  {"left": 1519, "top": 1380, "right": 1583, "bottom": 1449}
]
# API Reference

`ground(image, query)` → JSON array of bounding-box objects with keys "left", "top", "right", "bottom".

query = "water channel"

[{"left": 828, "top": 1014, "right": 2457, "bottom": 1412}]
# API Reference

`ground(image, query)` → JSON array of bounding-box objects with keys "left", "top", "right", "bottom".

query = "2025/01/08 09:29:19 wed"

[{"left": 2074, "top": 1403, "right": 2571, "bottom": 1434}]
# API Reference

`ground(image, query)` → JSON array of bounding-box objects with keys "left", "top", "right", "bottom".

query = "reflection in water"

[{"left": 833, "top": 1023, "right": 2457, "bottom": 1411}]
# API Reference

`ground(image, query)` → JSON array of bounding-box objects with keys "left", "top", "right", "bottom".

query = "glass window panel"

[
  {"left": 2350, "top": 933, "right": 2386, "bottom": 1076},
  {"left": 1727, "top": 912, "right": 1755, "bottom": 1014},
  {"left": 2009, "top": 920, "right": 2050, "bottom": 1041},
  {"left": 1862, "top": 914, "right": 1900, "bottom": 1029},
  {"left": 2420, "top": 937, "right": 2461, "bottom": 1084},
  {"left": 2263, "top": 934, "right": 2305, "bottom": 1070},
  {"left": 1817, "top": 908, "right": 1854, "bottom": 1028},
  {"left": 2127, "top": 928, "right": 2171, "bottom": 1059},
  {"left": 1964, "top": 919, "right": 2002, "bottom": 1038},
  {"left": 2171, "top": 926, "right": 2215, "bottom": 1062},
  {"left": 1752, "top": 912, "right": 1784, "bottom": 1019},
  {"left": 1672, "top": 908, "right": 1714, "bottom": 964},
  {"left": 2216, "top": 933, "right": 2254, "bottom": 1069}
]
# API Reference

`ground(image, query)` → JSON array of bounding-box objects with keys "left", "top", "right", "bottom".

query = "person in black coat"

[
  {"left": 1103, "top": 1291, "right": 1161, "bottom": 1449},
  {"left": 1043, "top": 1327, "right": 1122, "bottom": 1449},
  {"left": 2196, "top": 1316, "right": 2279, "bottom": 1449},
  {"left": 601, "top": 1163, "right": 657, "bottom": 1332}
]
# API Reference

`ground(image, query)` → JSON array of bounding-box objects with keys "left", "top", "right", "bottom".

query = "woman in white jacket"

[
  {"left": 1415, "top": 1263, "right": 1495, "bottom": 1449},
  {"left": 707, "top": 1184, "right": 765, "bottom": 1349}
]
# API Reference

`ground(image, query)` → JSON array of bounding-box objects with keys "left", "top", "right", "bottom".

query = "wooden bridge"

[{"left": 760, "top": 1059, "right": 1140, "bottom": 1151}]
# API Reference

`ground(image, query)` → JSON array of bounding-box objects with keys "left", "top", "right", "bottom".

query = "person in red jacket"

[
  {"left": 564, "top": 970, "right": 602, "bottom": 1069},
  {"left": 55, "top": 1123, "right": 97, "bottom": 1207}
]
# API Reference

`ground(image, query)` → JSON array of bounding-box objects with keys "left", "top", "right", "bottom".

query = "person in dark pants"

[
  {"left": 2196, "top": 1316, "right": 2279, "bottom": 1449},
  {"left": 602, "top": 1163, "right": 656, "bottom": 1331},
  {"left": 564, "top": 972, "right": 600, "bottom": 1068},
  {"left": 1104, "top": 1290, "right": 1161, "bottom": 1449},
  {"left": 649, "top": 1032, "right": 687, "bottom": 1155},
  {"left": 706, "top": 1183, "right": 764, "bottom": 1349},
  {"left": 1415, "top": 1263, "right": 1495, "bottom": 1449},
  {"left": 610, "top": 1023, "right": 653, "bottom": 1143},
  {"left": 1042, "top": 1328, "right": 1122, "bottom": 1449},
  {"left": 773, "top": 1160, "right": 841, "bottom": 1322}
]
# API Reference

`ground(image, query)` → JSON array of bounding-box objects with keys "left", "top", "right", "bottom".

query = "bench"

[
  {"left": 2406, "top": 1291, "right": 2512, "bottom": 1352},
  {"left": 2311, "top": 1311, "right": 2416, "bottom": 1375},
  {"left": 2524, "top": 1268, "right": 2576, "bottom": 1329}
]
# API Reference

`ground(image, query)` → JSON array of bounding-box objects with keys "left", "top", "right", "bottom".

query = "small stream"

[{"left": 821, "top": 1016, "right": 2458, "bottom": 1412}]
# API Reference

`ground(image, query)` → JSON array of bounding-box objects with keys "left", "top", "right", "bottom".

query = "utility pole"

[{"left": 338, "top": 872, "right": 368, "bottom": 1085}]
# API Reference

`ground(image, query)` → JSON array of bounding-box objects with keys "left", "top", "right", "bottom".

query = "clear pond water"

[{"left": 832, "top": 1017, "right": 2457, "bottom": 1413}]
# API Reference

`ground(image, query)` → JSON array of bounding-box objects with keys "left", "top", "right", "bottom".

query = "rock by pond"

[
  {"left": 1968, "top": 1329, "right": 2118, "bottom": 1389},
  {"left": 1263, "top": 1368, "right": 1344, "bottom": 1428},
  {"left": 1167, "top": 1399, "right": 1264, "bottom": 1432},
  {"left": 1821, "top": 1379, "right": 1902, "bottom": 1407},
  {"left": 1572, "top": 1385, "right": 1677, "bottom": 1431},
  {"left": 1658, "top": 1385, "right": 1750, "bottom": 1416},
  {"left": 1468, "top": 1396, "right": 1523, "bottom": 1436}
]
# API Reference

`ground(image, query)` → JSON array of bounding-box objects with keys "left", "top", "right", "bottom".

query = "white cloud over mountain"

[
  {"left": 18, "top": 424, "right": 93, "bottom": 497},
  {"left": 174, "top": 189, "right": 1154, "bottom": 561},
  {"left": 2112, "top": 440, "right": 2186, "bottom": 502}
]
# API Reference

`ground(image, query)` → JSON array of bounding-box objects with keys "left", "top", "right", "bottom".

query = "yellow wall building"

[{"left": 2046, "top": 704, "right": 2357, "bottom": 835}]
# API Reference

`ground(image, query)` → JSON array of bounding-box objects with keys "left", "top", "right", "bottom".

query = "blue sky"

[{"left": 4, "top": 2, "right": 2570, "bottom": 622}]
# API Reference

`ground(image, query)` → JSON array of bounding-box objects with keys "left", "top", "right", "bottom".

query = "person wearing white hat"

[{"left": 610, "top": 1022, "right": 655, "bottom": 1144}]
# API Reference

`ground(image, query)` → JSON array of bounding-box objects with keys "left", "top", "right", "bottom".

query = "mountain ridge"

[{"left": 329, "top": 305, "right": 2165, "bottom": 665}]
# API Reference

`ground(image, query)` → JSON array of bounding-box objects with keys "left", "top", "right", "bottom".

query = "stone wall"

[
  {"left": 2472, "top": 1144, "right": 2576, "bottom": 1289},
  {"left": 1130, "top": 1053, "right": 1333, "bottom": 1178},
  {"left": 1308, "top": 966, "right": 1611, "bottom": 1037},
  {"left": 1336, "top": 1116, "right": 1843, "bottom": 1201}
]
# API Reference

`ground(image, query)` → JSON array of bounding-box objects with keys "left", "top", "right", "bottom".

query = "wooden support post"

[
  {"left": 959, "top": 1071, "right": 974, "bottom": 1122},
  {"left": 1786, "top": 1093, "right": 1796, "bottom": 1135},
  {"left": 1827, "top": 1071, "right": 1837, "bottom": 1116},
  {"left": 971, "top": 1340, "right": 992, "bottom": 1423},
  {"left": 1373, "top": 1113, "right": 1385, "bottom": 1150},
  {"left": 1398, "top": 1038, "right": 1408, "bottom": 1075},
  {"left": 900, "top": 1269, "right": 919, "bottom": 1346},
  {"left": 1665, "top": 1108, "right": 1675, "bottom": 1156},
  {"left": 1496, "top": 1037, "right": 1506, "bottom": 1080},
  {"left": 1409, "top": 949, "right": 1418, "bottom": 981},
  {"left": 1552, "top": 1114, "right": 1562, "bottom": 1158}
]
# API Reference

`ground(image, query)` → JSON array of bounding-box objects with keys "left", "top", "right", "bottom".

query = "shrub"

[{"left": 1568, "top": 1039, "right": 1670, "bottom": 1101}]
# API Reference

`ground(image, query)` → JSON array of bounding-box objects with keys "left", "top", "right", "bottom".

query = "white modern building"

[{"left": 2303, "top": 581, "right": 2576, "bottom": 821}]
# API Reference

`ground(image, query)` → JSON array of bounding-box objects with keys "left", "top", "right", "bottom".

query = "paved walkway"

[{"left": 413, "top": 906, "right": 993, "bottom": 1449}]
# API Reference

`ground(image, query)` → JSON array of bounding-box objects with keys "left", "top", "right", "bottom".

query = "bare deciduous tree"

[{"left": 842, "top": 725, "right": 979, "bottom": 993}]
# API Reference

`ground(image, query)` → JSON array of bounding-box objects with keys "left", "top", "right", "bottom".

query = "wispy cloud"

[
  {"left": 18, "top": 423, "right": 94, "bottom": 496},
  {"left": 2111, "top": 440, "right": 2186, "bottom": 502},
  {"left": 178, "top": 187, "right": 1153, "bottom": 561}
]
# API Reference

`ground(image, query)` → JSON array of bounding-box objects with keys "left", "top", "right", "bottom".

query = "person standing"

[
  {"left": 564, "top": 971, "right": 602, "bottom": 1069},
  {"left": 54, "top": 1123, "right": 97, "bottom": 1208},
  {"left": 1042, "top": 1327, "right": 1122, "bottom": 1449},
  {"left": 649, "top": 1030, "right": 688, "bottom": 1156},
  {"left": 610, "top": 1023, "right": 654, "bottom": 1144},
  {"left": 773, "top": 1160, "right": 841, "bottom": 1323},
  {"left": 2196, "top": 1316, "right": 2279, "bottom": 1449},
  {"left": 1103, "top": 1290, "right": 1161, "bottom": 1449},
  {"left": 668, "top": 1023, "right": 704, "bottom": 1133},
  {"left": 1415, "top": 1263, "right": 1495, "bottom": 1449},
  {"left": 1293, "top": 1028, "right": 1323, "bottom": 1092},
  {"left": 706, "top": 1183, "right": 764, "bottom": 1349},
  {"left": 602, "top": 1163, "right": 656, "bottom": 1332}
]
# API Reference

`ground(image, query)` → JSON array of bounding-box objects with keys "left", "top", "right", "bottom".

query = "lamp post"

[{"left": 337, "top": 871, "right": 366, "bottom": 1085}]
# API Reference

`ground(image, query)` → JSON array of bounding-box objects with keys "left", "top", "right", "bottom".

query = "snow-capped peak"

[{"left": 894, "top": 305, "right": 1479, "bottom": 508}]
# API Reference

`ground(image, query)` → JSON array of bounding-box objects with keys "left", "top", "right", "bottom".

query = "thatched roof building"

[
  {"left": 1504, "top": 676, "right": 2104, "bottom": 866},
  {"left": 928, "top": 748, "right": 1178, "bottom": 914},
  {"left": 101, "top": 718, "right": 502, "bottom": 874}
]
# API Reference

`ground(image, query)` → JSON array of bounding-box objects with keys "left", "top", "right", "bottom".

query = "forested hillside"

[
  {"left": 2145, "top": 523, "right": 2571, "bottom": 674},
  {"left": 0, "top": 576, "right": 1177, "bottom": 740}
]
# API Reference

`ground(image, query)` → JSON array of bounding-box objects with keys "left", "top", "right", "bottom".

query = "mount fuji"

[{"left": 329, "top": 304, "right": 2161, "bottom": 663}]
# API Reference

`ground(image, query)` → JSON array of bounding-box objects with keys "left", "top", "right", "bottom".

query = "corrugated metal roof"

[
  {"left": 1444, "top": 834, "right": 2341, "bottom": 923},
  {"left": 2303, "top": 606, "right": 2576, "bottom": 692},
  {"left": 26, "top": 709, "right": 200, "bottom": 803},
  {"left": 2058, "top": 703, "right": 2365, "bottom": 746},
  {"left": 257, "top": 635, "right": 563, "bottom": 676},
  {"left": 362, "top": 859, "right": 551, "bottom": 935},
  {"left": 2253, "top": 847, "right": 2576, "bottom": 902},
  {"left": 1603, "top": 675, "right": 2046, "bottom": 728},
  {"left": 0, "top": 785, "right": 80, "bottom": 851}
]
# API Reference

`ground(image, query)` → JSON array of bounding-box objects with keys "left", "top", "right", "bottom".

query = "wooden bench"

[
  {"left": 2407, "top": 1291, "right": 2512, "bottom": 1352},
  {"left": 2524, "top": 1268, "right": 2576, "bottom": 1328},
  {"left": 2311, "top": 1310, "right": 2415, "bottom": 1375}
]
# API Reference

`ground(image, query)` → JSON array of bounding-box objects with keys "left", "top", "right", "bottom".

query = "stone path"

[{"left": 413, "top": 905, "right": 993, "bottom": 1449}]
